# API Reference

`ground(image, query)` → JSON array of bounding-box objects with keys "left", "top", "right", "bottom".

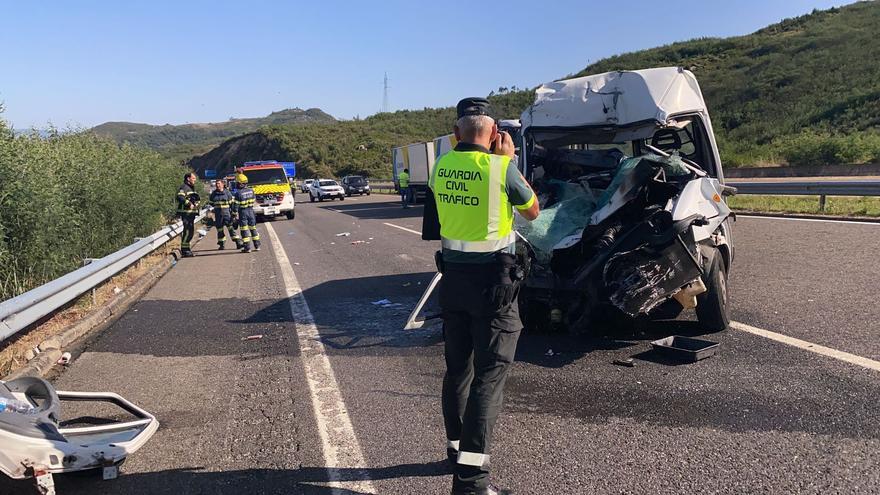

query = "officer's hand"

[{"left": 493, "top": 131, "right": 515, "bottom": 159}]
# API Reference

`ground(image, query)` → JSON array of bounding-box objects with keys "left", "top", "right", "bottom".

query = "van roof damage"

[{"left": 521, "top": 67, "right": 710, "bottom": 146}]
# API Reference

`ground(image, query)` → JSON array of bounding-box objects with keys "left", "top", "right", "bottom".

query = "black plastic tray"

[{"left": 650, "top": 335, "right": 719, "bottom": 362}]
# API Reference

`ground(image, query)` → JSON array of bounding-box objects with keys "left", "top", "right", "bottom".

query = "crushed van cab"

[{"left": 516, "top": 67, "right": 736, "bottom": 333}]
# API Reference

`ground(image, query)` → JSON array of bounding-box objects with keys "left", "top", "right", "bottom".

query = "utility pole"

[{"left": 382, "top": 72, "right": 390, "bottom": 113}]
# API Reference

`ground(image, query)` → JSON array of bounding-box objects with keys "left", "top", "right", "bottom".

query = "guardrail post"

[{"left": 818, "top": 195, "right": 827, "bottom": 212}]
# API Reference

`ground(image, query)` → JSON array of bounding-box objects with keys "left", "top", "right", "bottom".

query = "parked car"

[
  {"left": 516, "top": 67, "right": 735, "bottom": 333},
  {"left": 341, "top": 175, "right": 371, "bottom": 196},
  {"left": 301, "top": 179, "right": 315, "bottom": 193},
  {"left": 309, "top": 179, "right": 345, "bottom": 202}
]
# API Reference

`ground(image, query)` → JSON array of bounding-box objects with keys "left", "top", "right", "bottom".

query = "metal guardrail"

[
  {"left": 0, "top": 209, "right": 208, "bottom": 342},
  {"left": 727, "top": 180, "right": 880, "bottom": 197}
]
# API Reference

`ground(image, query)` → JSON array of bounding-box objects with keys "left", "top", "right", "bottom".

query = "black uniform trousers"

[
  {"left": 440, "top": 254, "right": 522, "bottom": 492},
  {"left": 214, "top": 212, "right": 236, "bottom": 246},
  {"left": 180, "top": 214, "right": 196, "bottom": 252}
]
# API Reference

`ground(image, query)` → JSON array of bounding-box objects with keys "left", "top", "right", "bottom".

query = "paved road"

[{"left": 3, "top": 195, "right": 878, "bottom": 494}]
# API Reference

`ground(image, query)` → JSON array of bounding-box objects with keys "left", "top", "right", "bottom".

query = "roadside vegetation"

[
  {"left": 0, "top": 115, "right": 185, "bottom": 300},
  {"left": 728, "top": 194, "right": 880, "bottom": 217},
  {"left": 578, "top": 2, "right": 880, "bottom": 167}
]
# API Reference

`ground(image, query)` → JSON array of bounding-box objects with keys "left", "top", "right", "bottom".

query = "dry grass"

[{"left": 0, "top": 245, "right": 175, "bottom": 377}]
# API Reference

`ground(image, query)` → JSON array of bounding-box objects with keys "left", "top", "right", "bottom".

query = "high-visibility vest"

[
  {"left": 399, "top": 171, "right": 410, "bottom": 188},
  {"left": 429, "top": 150, "right": 515, "bottom": 253}
]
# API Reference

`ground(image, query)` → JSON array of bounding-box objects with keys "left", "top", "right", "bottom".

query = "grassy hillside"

[
  {"left": 576, "top": 2, "right": 880, "bottom": 166},
  {"left": 192, "top": 2, "right": 880, "bottom": 176},
  {"left": 92, "top": 108, "right": 336, "bottom": 162},
  {"left": 189, "top": 90, "right": 533, "bottom": 179}
]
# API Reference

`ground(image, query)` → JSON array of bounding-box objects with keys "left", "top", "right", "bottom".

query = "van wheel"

[
  {"left": 309, "top": 194, "right": 315, "bottom": 203},
  {"left": 286, "top": 210, "right": 295, "bottom": 220},
  {"left": 696, "top": 249, "right": 730, "bottom": 332},
  {"left": 319, "top": 196, "right": 324, "bottom": 202},
  {"left": 340, "top": 196, "right": 345, "bottom": 201}
]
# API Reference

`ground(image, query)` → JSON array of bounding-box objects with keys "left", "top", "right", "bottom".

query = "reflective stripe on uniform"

[
  {"left": 486, "top": 154, "right": 503, "bottom": 237},
  {"left": 457, "top": 451, "right": 489, "bottom": 467},
  {"left": 441, "top": 234, "right": 515, "bottom": 253},
  {"left": 447, "top": 440, "right": 460, "bottom": 450}
]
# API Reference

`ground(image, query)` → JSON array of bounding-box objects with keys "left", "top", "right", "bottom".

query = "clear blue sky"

[{"left": 0, "top": 0, "right": 853, "bottom": 129}]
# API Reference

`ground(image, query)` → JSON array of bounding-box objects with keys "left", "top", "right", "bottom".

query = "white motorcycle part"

[{"left": 0, "top": 378, "right": 158, "bottom": 493}]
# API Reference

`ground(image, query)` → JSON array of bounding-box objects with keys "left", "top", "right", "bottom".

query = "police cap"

[{"left": 456, "top": 97, "right": 491, "bottom": 118}]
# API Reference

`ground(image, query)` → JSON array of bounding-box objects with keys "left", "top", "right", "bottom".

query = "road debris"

[
  {"left": 293, "top": 262, "right": 301, "bottom": 266},
  {"left": 336, "top": 232, "right": 351, "bottom": 237},
  {"left": 243, "top": 334, "right": 264, "bottom": 341},
  {"left": 112, "top": 286, "right": 122, "bottom": 295},
  {"left": 57, "top": 352, "right": 73, "bottom": 366},
  {"left": 351, "top": 240, "right": 366, "bottom": 245},
  {"left": 402, "top": 282, "right": 412, "bottom": 287},
  {"left": 545, "top": 349, "right": 555, "bottom": 357},
  {"left": 613, "top": 358, "right": 635, "bottom": 367},
  {"left": 372, "top": 299, "right": 392, "bottom": 305},
  {"left": 197, "top": 228, "right": 208, "bottom": 237}
]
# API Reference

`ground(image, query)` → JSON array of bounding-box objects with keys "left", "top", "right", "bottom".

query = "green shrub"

[
  {"left": 0, "top": 116, "right": 185, "bottom": 300},
  {"left": 775, "top": 130, "right": 880, "bottom": 166}
]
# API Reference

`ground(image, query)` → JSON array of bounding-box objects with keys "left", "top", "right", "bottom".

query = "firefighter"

[
  {"left": 233, "top": 173, "right": 261, "bottom": 253},
  {"left": 209, "top": 179, "right": 240, "bottom": 249},
  {"left": 425, "top": 98, "right": 540, "bottom": 495},
  {"left": 176, "top": 172, "right": 200, "bottom": 257}
]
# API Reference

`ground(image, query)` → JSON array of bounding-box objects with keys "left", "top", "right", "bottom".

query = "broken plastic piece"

[
  {"left": 336, "top": 232, "right": 351, "bottom": 237},
  {"left": 372, "top": 299, "right": 392, "bottom": 305},
  {"left": 57, "top": 352, "right": 72, "bottom": 366},
  {"left": 243, "top": 334, "right": 263, "bottom": 341}
]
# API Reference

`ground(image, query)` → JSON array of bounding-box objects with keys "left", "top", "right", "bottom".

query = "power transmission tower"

[{"left": 382, "top": 72, "right": 390, "bottom": 113}]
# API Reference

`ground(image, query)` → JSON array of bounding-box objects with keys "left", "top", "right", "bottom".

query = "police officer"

[
  {"left": 399, "top": 167, "right": 411, "bottom": 208},
  {"left": 176, "top": 172, "right": 201, "bottom": 257},
  {"left": 209, "top": 179, "right": 240, "bottom": 250},
  {"left": 426, "top": 98, "right": 540, "bottom": 495},
  {"left": 233, "top": 173, "right": 261, "bottom": 253}
]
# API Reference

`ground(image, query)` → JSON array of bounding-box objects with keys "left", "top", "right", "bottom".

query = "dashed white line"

[
  {"left": 265, "top": 223, "right": 377, "bottom": 494},
  {"left": 737, "top": 215, "right": 880, "bottom": 226},
  {"left": 731, "top": 321, "right": 880, "bottom": 372},
  {"left": 326, "top": 206, "right": 413, "bottom": 213},
  {"left": 383, "top": 222, "right": 422, "bottom": 235}
]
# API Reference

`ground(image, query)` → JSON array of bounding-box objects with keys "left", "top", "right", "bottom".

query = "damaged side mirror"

[{"left": 719, "top": 185, "right": 738, "bottom": 197}]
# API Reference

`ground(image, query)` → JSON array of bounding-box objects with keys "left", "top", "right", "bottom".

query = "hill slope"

[
  {"left": 188, "top": 91, "right": 533, "bottom": 179},
  {"left": 576, "top": 2, "right": 880, "bottom": 165},
  {"left": 92, "top": 108, "right": 336, "bottom": 161},
  {"left": 191, "top": 2, "right": 880, "bottom": 176}
]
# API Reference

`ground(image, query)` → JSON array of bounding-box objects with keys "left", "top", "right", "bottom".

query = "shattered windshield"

[{"left": 519, "top": 151, "right": 693, "bottom": 262}]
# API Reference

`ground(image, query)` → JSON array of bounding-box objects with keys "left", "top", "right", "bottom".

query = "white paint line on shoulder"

[
  {"left": 265, "top": 223, "right": 378, "bottom": 494},
  {"left": 737, "top": 215, "right": 880, "bottom": 226},
  {"left": 383, "top": 222, "right": 422, "bottom": 235},
  {"left": 731, "top": 321, "right": 880, "bottom": 372}
]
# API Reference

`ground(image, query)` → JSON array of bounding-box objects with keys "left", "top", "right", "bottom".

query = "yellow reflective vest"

[{"left": 429, "top": 150, "right": 515, "bottom": 253}]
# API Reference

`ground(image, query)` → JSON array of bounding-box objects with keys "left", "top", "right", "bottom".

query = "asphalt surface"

[{"left": 2, "top": 194, "right": 878, "bottom": 494}]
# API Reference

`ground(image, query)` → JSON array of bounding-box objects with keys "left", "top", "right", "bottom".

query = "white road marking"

[
  {"left": 731, "top": 321, "right": 880, "bottom": 372},
  {"left": 265, "top": 223, "right": 378, "bottom": 494},
  {"left": 738, "top": 215, "right": 880, "bottom": 226},
  {"left": 383, "top": 222, "right": 422, "bottom": 235},
  {"left": 327, "top": 206, "right": 414, "bottom": 213}
]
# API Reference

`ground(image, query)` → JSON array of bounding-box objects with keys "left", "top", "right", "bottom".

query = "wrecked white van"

[{"left": 516, "top": 67, "right": 736, "bottom": 333}]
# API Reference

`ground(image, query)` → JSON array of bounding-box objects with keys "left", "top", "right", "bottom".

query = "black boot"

[
  {"left": 253, "top": 242, "right": 261, "bottom": 252},
  {"left": 218, "top": 242, "right": 225, "bottom": 250},
  {"left": 182, "top": 249, "right": 195, "bottom": 258},
  {"left": 451, "top": 485, "right": 512, "bottom": 495}
]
